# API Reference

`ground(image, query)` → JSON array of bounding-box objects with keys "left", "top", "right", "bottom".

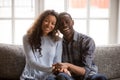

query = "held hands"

[{"left": 52, "top": 63, "right": 71, "bottom": 76}]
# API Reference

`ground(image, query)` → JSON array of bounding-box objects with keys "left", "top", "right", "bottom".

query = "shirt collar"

[
  {"left": 63, "top": 30, "right": 79, "bottom": 42},
  {"left": 73, "top": 30, "right": 79, "bottom": 41}
]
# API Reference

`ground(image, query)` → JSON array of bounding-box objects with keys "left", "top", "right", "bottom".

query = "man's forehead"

[
  {"left": 59, "top": 14, "right": 71, "bottom": 21},
  {"left": 59, "top": 17, "right": 68, "bottom": 23}
]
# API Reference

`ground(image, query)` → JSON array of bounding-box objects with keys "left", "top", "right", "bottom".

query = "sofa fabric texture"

[
  {"left": 94, "top": 45, "right": 120, "bottom": 80},
  {"left": 0, "top": 43, "right": 120, "bottom": 80},
  {"left": 0, "top": 43, "right": 25, "bottom": 80}
]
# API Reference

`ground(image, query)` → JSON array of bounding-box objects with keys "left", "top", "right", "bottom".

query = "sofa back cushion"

[
  {"left": 94, "top": 45, "right": 120, "bottom": 79},
  {"left": 0, "top": 43, "right": 25, "bottom": 80}
]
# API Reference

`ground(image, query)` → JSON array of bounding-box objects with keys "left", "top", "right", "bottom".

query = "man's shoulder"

[
  {"left": 74, "top": 31, "right": 95, "bottom": 46},
  {"left": 75, "top": 31, "right": 93, "bottom": 41}
]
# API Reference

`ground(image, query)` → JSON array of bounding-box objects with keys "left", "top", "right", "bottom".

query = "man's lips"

[{"left": 63, "top": 28, "right": 69, "bottom": 31}]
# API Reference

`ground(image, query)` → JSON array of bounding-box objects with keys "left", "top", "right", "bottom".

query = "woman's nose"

[{"left": 47, "top": 22, "right": 52, "bottom": 27}]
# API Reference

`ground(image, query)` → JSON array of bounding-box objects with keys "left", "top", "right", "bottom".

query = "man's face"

[{"left": 58, "top": 15, "right": 74, "bottom": 37}]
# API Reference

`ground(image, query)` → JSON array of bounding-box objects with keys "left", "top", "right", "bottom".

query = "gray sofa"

[{"left": 0, "top": 43, "right": 120, "bottom": 80}]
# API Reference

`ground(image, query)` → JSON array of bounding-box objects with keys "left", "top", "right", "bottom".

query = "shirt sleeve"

[
  {"left": 53, "top": 39, "right": 62, "bottom": 64},
  {"left": 81, "top": 37, "right": 98, "bottom": 79},
  {"left": 23, "top": 35, "right": 52, "bottom": 73}
]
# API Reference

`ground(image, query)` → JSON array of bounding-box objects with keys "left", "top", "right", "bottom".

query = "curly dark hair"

[{"left": 27, "top": 10, "right": 59, "bottom": 56}]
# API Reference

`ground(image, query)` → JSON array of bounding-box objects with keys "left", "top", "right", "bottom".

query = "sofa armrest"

[{"left": 0, "top": 43, "right": 25, "bottom": 79}]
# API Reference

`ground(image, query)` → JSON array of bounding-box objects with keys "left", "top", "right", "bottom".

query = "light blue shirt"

[{"left": 20, "top": 35, "right": 62, "bottom": 80}]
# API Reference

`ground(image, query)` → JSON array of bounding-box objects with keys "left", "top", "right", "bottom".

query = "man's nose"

[{"left": 63, "top": 22, "right": 67, "bottom": 27}]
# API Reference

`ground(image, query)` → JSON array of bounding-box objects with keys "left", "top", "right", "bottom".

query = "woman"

[{"left": 20, "top": 10, "right": 62, "bottom": 80}]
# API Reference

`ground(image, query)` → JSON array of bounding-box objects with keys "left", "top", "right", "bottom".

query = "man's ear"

[{"left": 72, "top": 20, "right": 74, "bottom": 26}]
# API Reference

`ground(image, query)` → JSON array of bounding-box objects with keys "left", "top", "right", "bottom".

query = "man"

[{"left": 54, "top": 12, "right": 107, "bottom": 80}]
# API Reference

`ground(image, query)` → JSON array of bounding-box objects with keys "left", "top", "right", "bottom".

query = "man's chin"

[{"left": 63, "top": 33, "right": 70, "bottom": 37}]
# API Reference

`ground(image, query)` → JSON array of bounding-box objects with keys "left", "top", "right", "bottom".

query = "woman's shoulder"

[
  {"left": 23, "top": 34, "right": 29, "bottom": 43},
  {"left": 56, "top": 37, "right": 62, "bottom": 45},
  {"left": 48, "top": 36, "right": 62, "bottom": 45},
  {"left": 23, "top": 34, "right": 28, "bottom": 40}
]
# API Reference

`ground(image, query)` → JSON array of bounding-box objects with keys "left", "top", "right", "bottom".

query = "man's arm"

[{"left": 80, "top": 36, "right": 97, "bottom": 78}]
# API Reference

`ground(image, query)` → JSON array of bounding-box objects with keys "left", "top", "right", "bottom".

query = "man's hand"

[
  {"left": 53, "top": 62, "right": 86, "bottom": 76},
  {"left": 53, "top": 63, "right": 69, "bottom": 70},
  {"left": 52, "top": 63, "right": 71, "bottom": 76}
]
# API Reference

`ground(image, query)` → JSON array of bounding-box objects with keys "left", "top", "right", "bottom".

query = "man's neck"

[{"left": 64, "top": 32, "right": 74, "bottom": 42}]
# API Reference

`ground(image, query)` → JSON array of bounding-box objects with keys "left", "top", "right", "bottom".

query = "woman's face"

[{"left": 42, "top": 15, "right": 57, "bottom": 36}]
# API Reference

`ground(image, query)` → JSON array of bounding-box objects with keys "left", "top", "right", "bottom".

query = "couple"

[{"left": 20, "top": 10, "right": 107, "bottom": 80}]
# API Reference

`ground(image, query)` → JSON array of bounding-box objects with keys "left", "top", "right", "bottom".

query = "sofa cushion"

[
  {"left": 0, "top": 43, "right": 25, "bottom": 80},
  {"left": 94, "top": 44, "right": 120, "bottom": 79}
]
